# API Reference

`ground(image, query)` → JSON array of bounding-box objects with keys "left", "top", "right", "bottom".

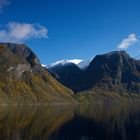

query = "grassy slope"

[
  {"left": 0, "top": 45, "right": 76, "bottom": 104},
  {"left": 73, "top": 88, "right": 140, "bottom": 104}
]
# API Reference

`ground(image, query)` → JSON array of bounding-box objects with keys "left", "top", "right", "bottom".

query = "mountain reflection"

[
  {"left": 0, "top": 103, "right": 139, "bottom": 140},
  {"left": 0, "top": 105, "right": 75, "bottom": 140}
]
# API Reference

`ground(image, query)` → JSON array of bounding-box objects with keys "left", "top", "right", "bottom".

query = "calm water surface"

[{"left": 0, "top": 103, "right": 140, "bottom": 140}]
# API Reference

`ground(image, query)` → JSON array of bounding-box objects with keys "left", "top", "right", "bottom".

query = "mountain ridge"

[
  {"left": 46, "top": 59, "right": 91, "bottom": 70},
  {"left": 0, "top": 43, "right": 140, "bottom": 104},
  {"left": 48, "top": 50, "right": 140, "bottom": 96}
]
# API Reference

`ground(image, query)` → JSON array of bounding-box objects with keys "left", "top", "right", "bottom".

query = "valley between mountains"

[{"left": 0, "top": 43, "right": 140, "bottom": 104}]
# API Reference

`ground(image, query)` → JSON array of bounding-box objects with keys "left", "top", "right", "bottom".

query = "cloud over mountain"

[
  {"left": 118, "top": 34, "right": 138, "bottom": 50},
  {"left": 0, "top": 22, "right": 48, "bottom": 43}
]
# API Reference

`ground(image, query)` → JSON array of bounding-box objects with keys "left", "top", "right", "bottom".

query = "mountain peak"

[
  {"left": 89, "top": 51, "right": 131, "bottom": 68},
  {"left": 95, "top": 51, "right": 130, "bottom": 58},
  {"left": 47, "top": 59, "right": 83, "bottom": 68},
  {"left": 0, "top": 43, "right": 41, "bottom": 67},
  {"left": 46, "top": 59, "right": 92, "bottom": 70}
]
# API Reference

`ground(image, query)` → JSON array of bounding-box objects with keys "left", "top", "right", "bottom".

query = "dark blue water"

[{"left": 0, "top": 103, "right": 139, "bottom": 140}]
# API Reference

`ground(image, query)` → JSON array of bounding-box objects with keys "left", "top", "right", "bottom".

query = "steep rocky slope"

[
  {"left": 0, "top": 43, "right": 75, "bottom": 104},
  {"left": 84, "top": 51, "right": 140, "bottom": 94}
]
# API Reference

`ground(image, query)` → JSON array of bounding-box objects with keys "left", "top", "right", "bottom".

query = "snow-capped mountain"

[
  {"left": 47, "top": 59, "right": 84, "bottom": 92},
  {"left": 46, "top": 59, "right": 92, "bottom": 70},
  {"left": 47, "top": 59, "right": 82, "bottom": 68}
]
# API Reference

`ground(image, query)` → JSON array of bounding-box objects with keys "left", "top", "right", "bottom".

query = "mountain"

[
  {"left": 0, "top": 43, "right": 75, "bottom": 104},
  {"left": 2, "top": 43, "right": 139, "bottom": 104},
  {"left": 48, "top": 51, "right": 140, "bottom": 97},
  {"left": 84, "top": 51, "right": 140, "bottom": 94},
  {"left": 47, "top": 59, "right": 82, "bottom": 69},
  {"left": 46, "top": 59, "right": 91, "bottom": 70},
  {"left": 46, "top": 59, "right": 92, "bottom": 92},
  {"left": 48, "top": 62, "right": 84, "bottom": 92}
]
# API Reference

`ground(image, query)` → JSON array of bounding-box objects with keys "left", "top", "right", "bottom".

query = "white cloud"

[
  {"left": 0, "top": 22, "right": 48, "bottom": 43},
  {"left": 118, "top": 34, "right": 138, "bottom": 50},
  {"left": 0, "top": 0, "right": 10, "bottom": 12}
]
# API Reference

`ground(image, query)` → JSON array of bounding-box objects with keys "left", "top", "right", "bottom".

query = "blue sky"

[{"left": 0, "top": 0, "right": 140, "bottom": 64}]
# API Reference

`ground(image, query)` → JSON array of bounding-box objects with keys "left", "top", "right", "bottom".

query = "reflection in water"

[
  {"left": 0, "top": 103, "right": 139, "bottom": 140},
  {"left": 0, "top": 105, "right": 75, "bottom": 140}
]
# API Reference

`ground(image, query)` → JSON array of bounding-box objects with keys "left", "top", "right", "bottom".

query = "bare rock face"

[
  {"left": 6, "top": 64, "right": 31, "bottom": 79},
  {"left": 0, "top": 43, "right": 43, "bottom": 79},
  {"left": 3, "top": 43, "right": 43, "bottom": 74},
  {"left": 5, "top": 43, "right": 40, "bottom": 65},
  {"left": 84, "top": 51, "right": 140, "bottom": 93}
]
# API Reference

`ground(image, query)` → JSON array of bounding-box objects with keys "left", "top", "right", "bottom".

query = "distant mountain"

[
  {"left": 48, "top": 62, "right": 84, "bottom": 92},
  {"left": 0, "top": 43, "right": 75, "bottom": 104},
  {"left": 48, "top": 51, "right": 140, "bottom": 96},
  {"left": 47, "top": 59, "right": 92, "bottom": 92},
  {"left": 47, "top": 59, "right": 91, "bottom": 70},
  {"left": 47, "top": 59, "right": 82, "bottom": 69}
]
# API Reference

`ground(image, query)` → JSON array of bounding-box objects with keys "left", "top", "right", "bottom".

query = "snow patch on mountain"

[{"left": 47, "top": 59, "right": 82, "bottom": 68}]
